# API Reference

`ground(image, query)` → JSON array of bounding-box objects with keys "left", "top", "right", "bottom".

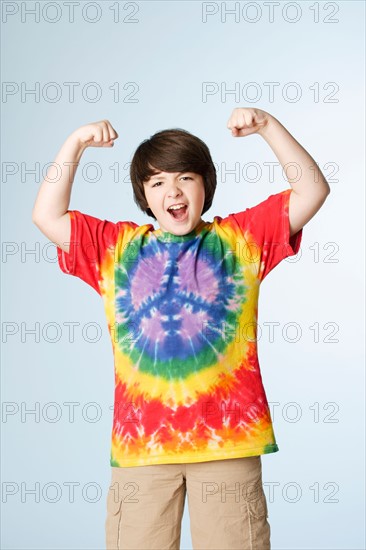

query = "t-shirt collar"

[{"left": 153, "top": 219, "right": 207, "bottom": 243}]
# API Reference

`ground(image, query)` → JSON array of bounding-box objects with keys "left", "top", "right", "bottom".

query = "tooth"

[{"left": 169, "top": 205, "right": 185, "bottom": 210}]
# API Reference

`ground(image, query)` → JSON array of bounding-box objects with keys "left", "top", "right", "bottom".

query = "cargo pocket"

[
  {"left": 105, "top": 489, "right": 123, "bottom": 550},
  {"left": 240, "top": 490, "right": 270, "bottom": 550},
  {"left": 247, "top": 490, "right": 268, "bottom": 519}
]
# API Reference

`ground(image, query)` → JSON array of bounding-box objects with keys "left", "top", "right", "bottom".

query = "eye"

[
  {"left": 152, "top": 181, "right": 162, "bottom": 187},
  {"left": 180, "top": 176, "right": 192, "bottom": 181}
]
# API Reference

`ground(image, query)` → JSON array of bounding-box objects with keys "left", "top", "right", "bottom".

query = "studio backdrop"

[{"left": 1, "top": 1, "right": 365, "bottom": 549}]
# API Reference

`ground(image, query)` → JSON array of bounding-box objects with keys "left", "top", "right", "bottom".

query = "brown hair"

[{"left": 129, "top": 128, "right": 217, "bottom": 220}]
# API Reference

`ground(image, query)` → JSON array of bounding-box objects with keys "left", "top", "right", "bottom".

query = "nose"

[{"left": 167, "top": 181, "right": 183, "bottom": 197}]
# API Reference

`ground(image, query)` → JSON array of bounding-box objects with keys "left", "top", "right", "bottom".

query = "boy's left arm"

[{"left": 227, "top": 108, "right": 331, "bottom": 237}]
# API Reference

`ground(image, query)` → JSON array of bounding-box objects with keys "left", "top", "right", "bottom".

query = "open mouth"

[{"left": 167, "top": 204, "right": 188, "bottom": 221}]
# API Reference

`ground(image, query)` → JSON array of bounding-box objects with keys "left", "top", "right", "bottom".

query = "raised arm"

[
  {"left": 32, "top": 120, "right": 118, "bottom": 253},
  {"left": 226, "top": 108, "right": 331, "bottom": 237}
]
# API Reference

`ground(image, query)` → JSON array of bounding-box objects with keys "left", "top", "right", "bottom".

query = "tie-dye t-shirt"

[{"left": 57, "top": 188, "right": 302, "bottom": 468}]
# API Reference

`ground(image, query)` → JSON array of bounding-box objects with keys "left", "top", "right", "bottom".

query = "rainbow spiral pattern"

[{"left": 57, "top": 189, "right": 302, "bottom": 467}]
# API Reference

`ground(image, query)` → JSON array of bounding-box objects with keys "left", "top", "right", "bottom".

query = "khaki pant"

[{"left": 105, "top": 456, "right": 270, "bottom": 550}]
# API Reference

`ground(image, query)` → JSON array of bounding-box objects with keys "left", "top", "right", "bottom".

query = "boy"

[{"left": 32, "top": 108, "right": 330, "bottom": 550}]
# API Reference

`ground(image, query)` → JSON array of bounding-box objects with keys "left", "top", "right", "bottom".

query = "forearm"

[
  {"left": 32, "top": 133, "right": 86, "bottom": 222},
  {"left": 258, "top": 115, "right": 331, "bottom": 196}
]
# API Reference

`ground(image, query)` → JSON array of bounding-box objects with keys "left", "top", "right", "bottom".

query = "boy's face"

[{"left": 143, "top": 170, "right": 206, "bottom": 235}]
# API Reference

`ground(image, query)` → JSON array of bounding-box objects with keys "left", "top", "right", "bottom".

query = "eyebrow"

[{"left": 149, "top": 171, "right": 192, "bottom": 180}]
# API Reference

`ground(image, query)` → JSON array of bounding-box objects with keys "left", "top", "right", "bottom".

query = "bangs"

[{"left": 138, "top": 141, "right": 206, "bottom": 184}]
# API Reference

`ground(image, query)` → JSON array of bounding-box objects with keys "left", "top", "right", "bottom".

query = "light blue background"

[{"left": 1, "top": 1, "right": 365, "bottom": 549}]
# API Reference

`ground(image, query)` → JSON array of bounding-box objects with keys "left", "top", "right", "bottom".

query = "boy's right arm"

[{"left": 32, "top": 120, "right": 118, "bottom": 254}]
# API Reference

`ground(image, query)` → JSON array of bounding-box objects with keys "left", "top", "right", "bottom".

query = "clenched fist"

[
  {"left": 227, "top": 108, "right": 270, "bottom": 137},
  {"left": 71, "top": 120, "right": 119, "bottom": 148}
]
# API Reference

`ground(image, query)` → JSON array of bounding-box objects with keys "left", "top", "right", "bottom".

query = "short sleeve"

[
  {"left": 228, "top": 189, "right": 303, "bottom": 282},
  {"left": 56, "top": 210, "right": 120, "bottom": 294}
]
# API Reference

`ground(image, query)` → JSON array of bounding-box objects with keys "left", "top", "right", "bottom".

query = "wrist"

[
  {"left": 257, "top": 113, "right": 278, "bottom": 139},
  {"left": 65, "top": 132, "right": 88, "bottom": 158}
]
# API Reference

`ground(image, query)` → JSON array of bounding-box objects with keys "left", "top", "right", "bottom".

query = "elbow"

[
  {"left": 318, "top": 184, "right": 331, "bottom": 210},
  {"left": 32, "top": 209, "right": 46, "bottom": 228},
  {"left": 324, "top": 178, "right": 331, "bottom": 195},
  {"left": 32, "top": 210, "right": 41, "bottom": 226},
  {"left": 317, "top": 181, "right": 331, "bottom": 202}
]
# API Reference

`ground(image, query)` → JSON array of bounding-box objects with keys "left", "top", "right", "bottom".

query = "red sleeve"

[
  {"left": 228, "top": 189, "right": 303, "bottom": 282},
  {"left": 56, "top": 210, "right": 120, "bottom": 295}
]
